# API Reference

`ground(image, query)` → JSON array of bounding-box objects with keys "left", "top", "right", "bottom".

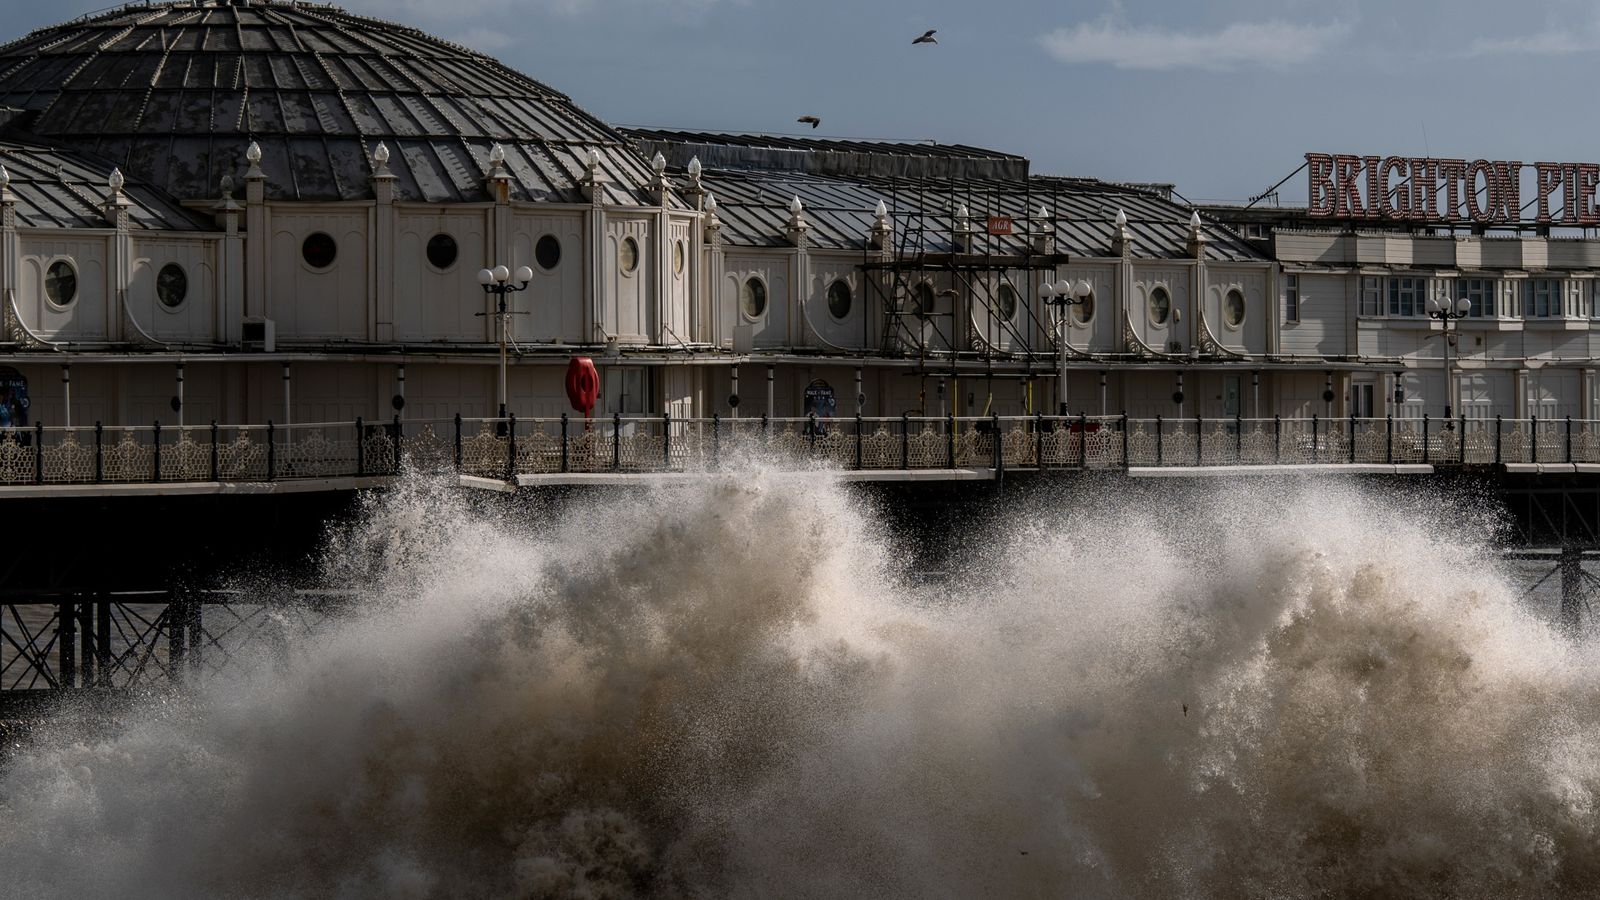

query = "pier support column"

[{"left": 1560, "top": 547, "right": 1585, "bottom": 633}]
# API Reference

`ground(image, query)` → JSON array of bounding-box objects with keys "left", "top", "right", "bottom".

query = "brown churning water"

[{"left": 0, "top": 472, "right": 1597, "bottom": 899}]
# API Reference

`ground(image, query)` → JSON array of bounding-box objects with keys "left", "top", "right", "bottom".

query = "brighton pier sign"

[{"left": 1305, "top": 152, "right": 1600, "bottom": 225}]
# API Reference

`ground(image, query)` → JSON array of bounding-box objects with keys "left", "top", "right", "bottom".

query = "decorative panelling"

[
  {"left": 723, "top": 252, "right": 789, "bottom": 351},
  {"left": 512, "top": 213, "right": 585, "bottom": 344},
  {"left": 18, "top": 235, "right": 109, "bottom": 341},
  {"left": 805, "top": 254, "right": 869, "bottom": 351},
  {"left": 268, "top": 212, "right": 368, "bottom": 341},
  {"left": 128, "top": 237, "right": 219, "bottom": 342},
  {"left": 394, "top": 211, "right": 489, "bottom": 342},
  {"left": 604, "top": 217, "right": 651, "bottom": 343}
]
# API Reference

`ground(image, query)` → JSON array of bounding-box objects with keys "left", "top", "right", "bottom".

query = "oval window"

[
  {"left": 536, "top": 234, "right": 561, "bottom": 270},
  {"left": 1224, "top": 288, "right": 1246, "bottom": 327},
  {"left": 1148, "top": 285, "right": 1171, "bottom": 325},
  {"left": 827, "top": 280, "right": 852, "bottom": 319},
  {"left": 619, "top": 236, "right": 639, "bottom": 274},
  {"left": 302, "top": 232, "right": 337, "bottom": 269},
  {"left": 45, "top": 260, "right": 77, "bottom": 307},
  {"left": 157, "top": 263, "right": 188, "bottom": 308},
  {"left": 1075, "top": 290, "right": 1095, "bottom": 324},
  {"left": 740, "top": 277, "right": 767, "bottom": 319},
  {"left": 996, "top": 284, "right": 1018, "bottom": 321},
  {"left": 673, "top": 240, "right": 686, "bottom": 275},
  {"left": 912, "top": 282, "right": 936, "bottom": 320},
  {"left": 426, "top": 234, "right": 458, "bottom": 271}
]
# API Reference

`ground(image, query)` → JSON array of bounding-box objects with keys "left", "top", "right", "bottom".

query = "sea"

[{"left": 1, "top": 471, "right": 1598, "bottom": 899}]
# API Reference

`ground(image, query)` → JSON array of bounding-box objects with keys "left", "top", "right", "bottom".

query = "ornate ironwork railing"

[{"left": 0, "top": 414, "right": 1594, "bottom": 484}]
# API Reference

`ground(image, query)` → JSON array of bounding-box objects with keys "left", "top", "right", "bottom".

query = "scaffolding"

[{"left": 860, "top": 177, "right": 1070, "bottom": 369}]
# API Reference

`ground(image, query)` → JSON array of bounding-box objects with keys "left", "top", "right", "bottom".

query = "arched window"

[
  {"left": 536, "top": 234, "right": 562, "bottom": 270},
  {"left": 740, "top": 276, "right": 767, "bottom": 319},
  {"left": 45, "top": 260, "right": 77, "bottom": 307},
  {"left": 827, "top": 280, "right": 852, "bottom": 319},
  {"left": 1148, "top": 285, "right": 1171, "bottom": 325},
  {"left": 302, "top": 232, "right": 337, "bottom": 269},
  {"left": 996, "top": 284, "right": 1018, "bottom": 321},
  {"left": 1223, "top": 288, "right": 1246, "bottom": 328},
  {"left": 426, "top": 234, "right": 458, "bottom": 271},
  {"left": 157, "top": 263, "right": 188, "bottom": 308}
]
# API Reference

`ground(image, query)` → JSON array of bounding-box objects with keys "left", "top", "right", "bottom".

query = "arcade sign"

[
  {"left": 986, "top": 215, "right": 1013, "bottom": 235},
  {"left": 1305, "top": 152, "right": 1600, "bottom": 226}
]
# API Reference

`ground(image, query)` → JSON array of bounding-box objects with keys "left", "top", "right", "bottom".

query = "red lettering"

[
  {"left": 1437, "top": 158, "right": 1466, "bottom": 221},
  {"left": 1379, "top": 157, "right": 1408, "bottom": 218},
  {"left": 1495, "top": 161, "right": 1522, "bottom": 220},
  {"left": 1411, "top": 158, "right": 1435, "bottom": 220},
  {"left": 1579, "top": 164, "right": 1600, "bottom": 225},
  {"left": 1334, "top": 154, "right": 1365, "bottom": 217},
  {"left": 1536, "top": 162, "right": 1563, "bottom": 223},
  {"left": 1465, "top": 159, "right": 1494, "bottom": 222},
  {"left": 1306, "top": 153, "right": 1336, "bottom": 217},
  {"left": 1363, "top": 156, "right": 1382, "bottom": 220}
]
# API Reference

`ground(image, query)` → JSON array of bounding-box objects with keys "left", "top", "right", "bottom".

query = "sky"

[{"left": 12, "top": 0, "right": 1600, "bottom": 204}]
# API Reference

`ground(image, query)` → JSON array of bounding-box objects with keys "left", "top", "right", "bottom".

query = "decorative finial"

[
  {"left": 245, "top": 141, "right": 262, "bottom": 165},
  {"left": 587, "top": 147, "right": 602, "bottom": 168},
  {"left": 789, "top": 195, "right": 804, "bottom": 214},
  {"left": 687, "top": 156, "right": 702, "bottom": 179},
  {"left": 108, "top": 168, "right": 124, "bottom": 192},
  {"left": 651, "top": 151, "right": 666, "bottom": 175},
  {"left": 374, "top": 142, "right": 390, "bottom": 165},
  {"left": 1190, "top": 210, "right": 1201, "bottom": 229},
  {"left": 1115, "top": 208, "right": 1128, "bottom": 228},
  {"left": 220, "top": 174, "right": 235, "bottom": 197},
  {"left": 874, "top": 199, "right": 888, "bottom": 219},
  {"left": 705, "top": 192, "right": 717, "bottom": 214},
  {"left": 0, "top": 165, "right": 11, "bottom": 192},
  {"left": 488, "top": 143, "right": 505, "bottom": 166},
  {"left": 1038, "top": 204, "right": 1049, "bottom": 219}
]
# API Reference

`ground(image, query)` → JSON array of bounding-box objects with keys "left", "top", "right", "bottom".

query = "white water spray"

[{"left": 2, "top": 473, "right": 1598, "bottom": 898}]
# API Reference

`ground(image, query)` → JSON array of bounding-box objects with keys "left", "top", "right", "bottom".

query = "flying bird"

[
  {"left": 797, "top": 115, "right": 821, "bottom": 129},
  {"left": 913, "top": 29, "right": 937, "bottom": 45}
]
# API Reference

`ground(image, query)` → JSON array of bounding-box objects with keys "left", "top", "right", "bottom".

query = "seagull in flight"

[
  {"left": 913, "top": 29, "right": 937, "bottom": 45},
  {"left": 797, "top": 115, "right": 821, "bottom": 129}
]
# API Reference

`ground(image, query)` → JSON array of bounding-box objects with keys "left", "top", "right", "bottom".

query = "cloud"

[
  {"left": 1463, "top": 28, "right": 1600, "bottom": 57},
  {"left": 1039, "top": 18, "right": 1354, "bottom": 71}
]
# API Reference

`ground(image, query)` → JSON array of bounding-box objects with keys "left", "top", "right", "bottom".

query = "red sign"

[
  {"left": 565, "top": 357, "right": 599, "bottom": 418},
  {"left": 986, "top": 215, "right": 1013, "bottom": 235},
  {"left": 1306, "top": 152, "right": 1600, "bottom": 226}
]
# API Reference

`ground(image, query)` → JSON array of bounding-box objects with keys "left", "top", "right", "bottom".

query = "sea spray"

[{"left": 1, "top": 472, "right": 1598, "bottom": 898}]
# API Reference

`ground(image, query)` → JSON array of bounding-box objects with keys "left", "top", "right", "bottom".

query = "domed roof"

[{"left": 0, "top": 0, "right": 659, "bottom": 204}]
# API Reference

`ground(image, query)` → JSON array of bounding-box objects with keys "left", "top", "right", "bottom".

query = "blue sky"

[{"left": 18, "top": 0, "right": 1600, "bottom": 204}]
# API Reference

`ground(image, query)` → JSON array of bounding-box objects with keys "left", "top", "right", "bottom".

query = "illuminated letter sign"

[{"left": 1301, "top": 153, "right": 1598, "bottom": 225}]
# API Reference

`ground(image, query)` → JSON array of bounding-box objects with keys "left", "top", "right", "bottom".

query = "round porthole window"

[
  {"left": 1075, "top": 290, "right": 1095, "bottom": 324},
  {"left": 673, "top": 240, "right": 686, "bottom": 275},
  {"left": 302, "top": 232, "right": 337, "bottom": 269},
  {"left": 1148, "top": 285, "right": 1171, "bottom": 325},
  {"left": 827, "top": 280, "right": 852, "bottom": 319},
  {"left": 157, "top": 263, "right": 188, "bottom": 308},
  {"left": 996, "top": 284, "right": 1018, "bottom": 321},
  {"left": 912, "top": 282, "right": 936, "bottom": 320},
  {"left": 619, "top": 236, "right": 639, "bottom": 274},
  {"left": 45, "top": 260, "right": 77, "bottom": 307},
  {"left": 536, "top": 234, "right": 561, "bottom": 270},
  {"left": 1224, "top": 288, "right": 1246, "bottom": 327},
  {"left": 426, "top": 234, "right": 458, "bottom": 271},
  {"left": 740, "top": 277, "right": 767, "bottom": 319}
]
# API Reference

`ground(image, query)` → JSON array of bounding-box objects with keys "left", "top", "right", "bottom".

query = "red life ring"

[{"left": 565, "top": 356, "right": 600, "bottom": 417}]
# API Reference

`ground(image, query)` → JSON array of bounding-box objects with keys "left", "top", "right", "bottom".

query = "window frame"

[
  {"left": 300, "top": 232, "right": 338, "bottom": 271},
  {"left": 1147, "top": 284, "right": 1171, "bottom": 327},
  {"left": 156, "top": 262, "right": 188, "bottom": 311},
  {"left": 739, "top": 275, "right": 768, "bottom": 320},
  {"left": 1285, "top": 274, "right": 1301, "bottom": 323},
  {"left": 44, "top": 258, "right": 78, "bottom": 309},
  {"left": 826, "top": 279, "right": 852, "bottom": 321},
  {"left": 1222, "top": 287, "right": 1246, "bottom": 329}
]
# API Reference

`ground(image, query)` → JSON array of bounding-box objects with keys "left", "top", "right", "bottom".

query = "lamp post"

[
  {"left": 1426, "top": 294, "right": 1471, "bottom": 422},
  {"left": 477, "top": 264, "right": 534, "bottom": 419},
  {"left": 1040, "top": 278, "right": 1093, "bottom": 415}
]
